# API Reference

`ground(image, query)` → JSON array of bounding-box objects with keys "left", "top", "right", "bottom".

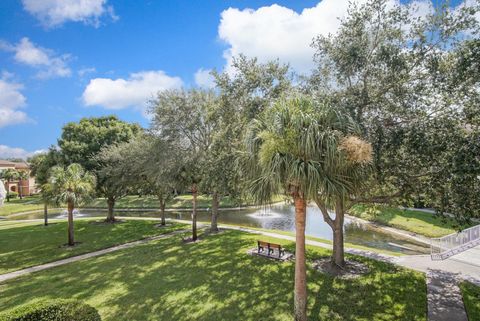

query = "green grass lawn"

[
  {"left": 0, "top": 219, "right": 186, "bottom": 274},
  {"left": 1, "top": 194, "right": 285, "bottom": 217},
  {"left": 0, "top": 195, "right": 44, "bottom": 216},
  {"left": 349, "top": 205, "right": 465, "bottom": 238},
  {"left": 86, "top": 194, "right": 247, "bottom": 209},
  {"left": 0, "top": 228, "right": 426, "bottom": 321},
  {"left": 460, "top": 282, "right": 480, "bottom": 321}
]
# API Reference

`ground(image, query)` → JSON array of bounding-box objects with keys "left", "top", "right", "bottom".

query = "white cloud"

[
  {"left": 218, "top": 0, "right": 439, "bottom": 75},
  {"left": 82, "top": 70, "right": 183, "bottom": 111},
  {"left": 1, "top": 38, "right": 71, "bottom": 79},
  {"left": 21, "top": 0, "right": 118, "bottom": 28},
  {"left": 0, "top": 145, "right": 46, "bottom": 160},
  {"left": 194, "top": 68, "right": 215, "bottom": 88},
  {"left": 78, "top": 67, "right": 96, "bottom": 77},
  {"left": 0, "top": 76, "right": 29, "bottom": 128}
]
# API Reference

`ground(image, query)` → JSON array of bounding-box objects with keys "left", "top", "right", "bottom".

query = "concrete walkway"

[
  {"left": 0, "top": 228, "right": 187, "bottom": 283},
  {"left": 426, "top": 269, "right": 468, "bottom": 321}
]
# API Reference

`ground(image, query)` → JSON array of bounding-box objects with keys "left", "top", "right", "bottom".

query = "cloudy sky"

[{"left": 0, "top": 0, "right": 464, "bottom": 158}]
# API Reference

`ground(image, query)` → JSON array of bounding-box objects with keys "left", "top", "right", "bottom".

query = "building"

[{"left": 0, "top": 160, "right": 37, "bottom": 196}]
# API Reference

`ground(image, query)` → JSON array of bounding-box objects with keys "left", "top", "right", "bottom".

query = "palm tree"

[
  {"left": 46, "top": 164, "right": 95, "bottom": 246},
  {"left": 244, "top": 97, "right": 348, "bottom": 321},
  {"left": 0, "top": 169, "right": 19, "bottom": 202},
  {"left": 177, "top": 163, "right": 202, "bottom": 241},
  {"left": 40, "top": 182, "right": 55, "bottom": 226},
  {"left": 17, "top": 171, "right": 29, "bottom": 199}
]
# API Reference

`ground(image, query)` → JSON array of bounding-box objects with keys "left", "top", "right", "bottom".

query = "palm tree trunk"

[
  {"left": 159, "top": 197, "right": 166, "bottom": 226},
  {"left": 192, "top": 184, "right": 198, "bottom": 241},
  {"left": 211, "top": 191, "right": 219, "bottom": 232},
  {"left": 332, "top": 200, "right": 345, "bottom": 268},
  {"left": 106, "top": 197, "right": 115, "bottom": 223},
  {"left": 44, "top": 202, "right": 48, "bottom": 226},
  {"left": 67, "top": 201, "right": 75, "bottom": 246},
  {"left": 293, "top": 194, "right": 307, "bottom": 321}
]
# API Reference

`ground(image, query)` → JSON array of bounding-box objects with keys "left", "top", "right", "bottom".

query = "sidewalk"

[{"left": 0, "top": 228, "right": 188, "bottom": 283}]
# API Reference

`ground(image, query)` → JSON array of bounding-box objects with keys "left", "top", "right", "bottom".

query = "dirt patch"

[
  {"left": 59, "top": 241, "right": 83, "bottom": 248},
  {"left": 181, "top": 236, "right": 203, "bottom": 244},
  {"left": 246, "top": 248, "right": 294, "bottom": 262},
  {"left": 313, "top": 258, "right": 370, "bottom": 279},
  {"left": 154, "top": 223, "right": 173, "bottom": 228}
]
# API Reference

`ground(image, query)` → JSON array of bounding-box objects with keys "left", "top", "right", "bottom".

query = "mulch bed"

[
  {"left": 59, "top": 241, "right": 83, "bottom": 248},
  {"left": 312, "top": 258, "right": 370, "bottom": 279},
  {"left": 181, "top": 237, "right": 203, "bottom": 244},
  {"left": 154, "top": 223, "right": 173, "bottom": 228}
]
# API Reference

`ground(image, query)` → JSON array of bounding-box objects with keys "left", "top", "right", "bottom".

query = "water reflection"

[{"left": 10, "top": 203, "right": 430, "bottom": 255}]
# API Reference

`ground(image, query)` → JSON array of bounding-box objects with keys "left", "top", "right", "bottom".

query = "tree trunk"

[
  {"left": 106, "top": 197, "right": 115, "bottom": 223},
  {"left": 332, "top": 200, "right": 345, "bottom": 268},
  {"left": 293, "top": 195, "right": 307, "bottom": 321},
  {"left": 211, "top": 191, "right": 219, "bottom": 232},
  {"left": 67, "top": 201, "right": 75, "bottom": 246},
  {"left": 159, "top": 197, "right": 166, "bottom": 226},
  {"left": 192, "top": 184, "right": 198, "bottom": 241},
  {"left": 44, "top": 202, "right": 48, "bottom": 226}
]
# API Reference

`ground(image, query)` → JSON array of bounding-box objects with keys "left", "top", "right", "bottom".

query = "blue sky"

[{"left": 0, "top": 0, "right": 466, "bottom": 159}]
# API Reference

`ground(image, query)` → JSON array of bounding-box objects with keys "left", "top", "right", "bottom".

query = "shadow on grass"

[
  {"left": 0, "top": 220, "right": 185, "bottom": 274},
  {"left": 0, "top": 229, "right": 426, "bottom": 321}
]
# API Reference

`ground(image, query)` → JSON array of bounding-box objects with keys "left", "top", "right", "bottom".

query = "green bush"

[
  {"left": 7, "top": 192, "right": 18, "bottom": 199},
  {"left": 0, "top": 300, "right": 101, "bottom": 321}
]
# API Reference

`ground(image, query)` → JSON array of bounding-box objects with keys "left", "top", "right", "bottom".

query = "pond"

[{"left": 9, "top": 203, "right": 430, "bottom": 255}]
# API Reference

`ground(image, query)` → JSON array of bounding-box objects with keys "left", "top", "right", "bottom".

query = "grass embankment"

[
  {"left": 461, "top": 282, "right": 480, "bottom": 321},
  {"left": 1, "top": 194, "right": 284, "bottom": 216},
  {"left": 220, "top": 224, "right": 404, "bottom": 256},
  {"left": 349, "top": 205, "right": 464, "bottom": 238},
  {"left": 0, "top": 227, "right": 426, "bottom": 320},
  {"left": 0, "top": 219, "right": 186, "bottom": 274}
]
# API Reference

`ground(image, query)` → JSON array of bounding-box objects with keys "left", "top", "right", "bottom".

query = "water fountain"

[
  {"left": 55, "top": 209, "right": 88, "bottom": 219},
  {"left": 247, "top": 206, "right": 282, "bottom": 219}
]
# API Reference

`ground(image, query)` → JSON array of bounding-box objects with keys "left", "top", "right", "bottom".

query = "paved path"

[
  {"left": 1, "top": 216, "right": 479, "bottom": 321},
  {"left": 427, "top": 270, "right": 468, "bottom": 321},
  {"left": 0, "top": 228, "right": 187, "bottom": 283}
]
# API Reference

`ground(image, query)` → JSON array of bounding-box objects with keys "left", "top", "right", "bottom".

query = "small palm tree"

[
  {"left": 244, "top": 97, "right": 354, "bottom": 321},
  {"left": 46, "top": 164, "right": 95, "bottom": 246},
  {"left": 0, "top": 169, "right": 19, "bottom": 202},
  {"left": 17, "top": 171, "right": 29, "bottom": 199}
]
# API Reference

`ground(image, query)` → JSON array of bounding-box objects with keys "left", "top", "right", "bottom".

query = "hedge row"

[{"left": 0, "top": 300, "right": 101, "bottom": 321}]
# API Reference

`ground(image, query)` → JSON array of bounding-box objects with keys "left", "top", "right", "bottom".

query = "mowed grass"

[
  {"left": 349, "top": 205, "right": 465, "bottom": 238},
  {"left": 0, "top": 229, "right": 427, "bottom": 321},
  {"left": 87, "top": 194, "right": 242, "bottom": 209},
  {"left": 0, "top": 195, "right": 44, "bottom": 216},
  {"left": 460, "top": 282, "right": 480, "bottom": 321},
  {"left": 1, "top": 194, "right": 285, "bottom": 216},
  {"left": 0, "top": 219, "right": 186, "bottom": 274}
]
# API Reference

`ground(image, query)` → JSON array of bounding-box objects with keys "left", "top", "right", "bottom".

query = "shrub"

[
  {"left": 0, "top": 300, "right": 101, "bottom": 321},
  {"left": 7, "top": 192, "right": 18, "bottom": 199}
]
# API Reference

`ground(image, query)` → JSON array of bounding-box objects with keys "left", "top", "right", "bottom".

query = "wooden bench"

[{"left": 257, "top": 240, "right": 285, "bottom": 258}]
